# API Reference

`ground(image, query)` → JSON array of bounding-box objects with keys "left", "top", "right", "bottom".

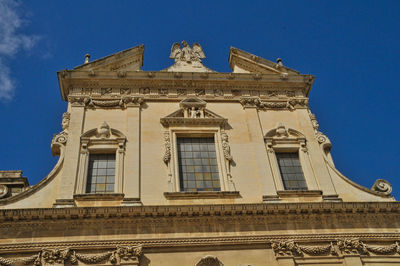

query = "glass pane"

[
  {"left": 177, "top": 137, "right": 220, "bottom": 192},
  {"left": 86, "top": 153, "right": 116, "bottom": 193},
  {"left": 276, "top": 152, "right": 307, "bottom": 190}
]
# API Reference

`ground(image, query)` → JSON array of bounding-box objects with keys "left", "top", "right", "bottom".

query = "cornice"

[
  {"left": 1, "top": 202, "right": 399, "bottom": 223},
  {"left": 0, "top": 234, "right": 399, "bottom": 255},
  {"left": 58, "top": 70, "right": 314, "bottom": 101}
]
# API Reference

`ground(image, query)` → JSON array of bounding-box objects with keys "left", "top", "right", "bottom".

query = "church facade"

[{"left": 0, "top": 42, "right": 399, "bottom": 266}]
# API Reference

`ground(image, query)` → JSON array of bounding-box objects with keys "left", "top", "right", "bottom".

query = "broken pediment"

[
  {"left": 164, "top": 41, "right": 215, "bottom": 72},
  {"left": 161, "top": 97, "right": 227, "bottom": 126},
  {"left": 73, "top": 44, "right": 144, "bottom": 72},
  {"left": 229, "top": 47, "right": 300, "bottom": 75}
]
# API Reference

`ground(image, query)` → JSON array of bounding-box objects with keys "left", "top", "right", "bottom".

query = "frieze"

[
  {"left": 0, "top": 245, "right": 142, "bottom": 266},
  {"left": 68, "top": 96, "right": 143, "bottom": 109},
  {"left": 1, "top": 240, "right": 400, "bottom": 264},
  {"left": 240, "top": 96, "right": 308, "bottom": 110},
  {"left": 272, "top": 239, "right": 400, "bottom": 258},
  {"left": 67, "top": 86, "right": 307, "bottom": 101},
  {"left": 1, "top": 202, "right": 399, "bottom": 223}
]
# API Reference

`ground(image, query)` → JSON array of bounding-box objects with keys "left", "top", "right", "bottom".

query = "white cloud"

[{"left": 0, "top": 0, "right": 38, "bottom": 100}]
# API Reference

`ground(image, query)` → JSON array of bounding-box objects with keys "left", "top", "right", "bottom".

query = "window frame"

[
  {"left": 265, "top": 125, "right": 319, "bottom": 192},
  {"left": 75, "top": 124, "right": 126, "bottom": 195},
  {"left": 85, "top": 153, "right": 117, "bottom": 193},
  {"left": 275, "top": 151, "right": 308, "bottom": 191},
  {"left": 169, "top": 128, "right": 231, "bottom": 193}
]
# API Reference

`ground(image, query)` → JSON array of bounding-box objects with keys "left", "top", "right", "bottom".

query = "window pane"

[
  {"left": 276, "top": 152, "right": 307, "bottom": 190},
  {"left": 177, "top": 137, "right": 221, "bottom": 192},
  {"left": 86, "top": 153, "right": 116, "bottom": 193}
]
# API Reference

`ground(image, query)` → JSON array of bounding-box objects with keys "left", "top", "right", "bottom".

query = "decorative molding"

[
  {"left": 160, "top": 97, "right": 227, "bottom": 127},
  {"left": 196, "top": 255, "right": 224, "bottom": 266},
  {"left": 277, "top": 190, "right": 322, "bottom": 197},
  {"left": 0, "top": 202, "right": 399, "bottom": 222},
  {"left": 59, "top": 70, "right": 312, "bottom": 101},
  {"left": 240, "top": 96, "right": 308, "bottom": 110},
  {"left": 371, "top": 179, "right": 393, "bottom": 196},
  {"left": 0, "top": 234, "right": 399, "bottom": 255},
  {"left": 264, "top": 124, "right": 307, "bottom": 153},
  {"left": 164, "top": 191, "right": 240, "bottom": 199},
  {"left": 163, "top": 131, "right": 171, "bottom": 164},
  {"left": 0, "top": 185, "right": 8, "bottom": 199},
  {"left": 68, "top": 96, "right": 143, "bottom": 109},
  {"left": 73, "top": 193, "right": 124, "bottom": 201},
  {"left": 0, "top": 245, "right": 142, "bottom": 266},
  {"left": 0, "top": 240, "right": 399, "bottom": 265},
  {"left": 272, "top": 240, "right": 302, "bottom": 256},
  {"left": 61, "top": 112, "right": 70, "bottom": 131},
  {"left": 97, "top": 121, "right": 111, "bottom": 138},
  {"left": 221, "top": 132, "right": 234, "bottom": 185},
  {"left": 308, "top": 110, "right": 332, "bottom": 153},
  {"left": 273, "top": 239, "right": 400, "bottom": 258},
  {"left": 51, "top": 131, "right": 68, "bottom": 156}
]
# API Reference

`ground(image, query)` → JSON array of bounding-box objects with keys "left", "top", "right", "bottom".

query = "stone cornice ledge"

[
  {"left": 164, "top": 191, "right": 240, "bottom": 199},
  {"left": 277, "top": 190, "right": 322, "bottom": 196},
  {"left": 0, "top": 202, "right": 399, "bottom": 222},
  {"left": 74, "top": 193, "right": 124, "bottom": 201}
]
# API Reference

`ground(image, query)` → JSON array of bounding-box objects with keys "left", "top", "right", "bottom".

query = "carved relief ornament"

[
  {"left": 240, "top": 96, "right": 308, "bottom": 110},
  {"left": 68, "top": 96, "right": 143, "bottom": 108},
  {"left": 0, "top": 245, "right": 142, "bottom": 266},
  {"left": 195, "top": 255, "right": 224, "bottom": 266},
  {"left": 160, "top": 97, "right": 227, "bottom": 127},
  {"left": 272, "top": 239, "right": 400, "bottom": 258},
  {"left": 371, "top": 179, "right": 392, "bottom": 195}
]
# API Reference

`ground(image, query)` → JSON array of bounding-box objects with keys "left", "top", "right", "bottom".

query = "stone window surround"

[
  {"left": 167, "top": 127, "right": 234, "bottom": 195},
  {"left": 265, "top": 125, "right": 320, "bottom": 193},
  {"left": 75, "top": 127, "right": 126, "bottom": 197}
]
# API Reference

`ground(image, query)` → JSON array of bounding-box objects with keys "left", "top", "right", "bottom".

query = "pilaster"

[
  {"left": 54, "top": 103, "right": 85, "bottom": 207},
  {"left": 121, "top": 102, "right": 142, "bottom": 206},
  {"left": 243, "top": 106, "right": 278, "bottom": 201}
]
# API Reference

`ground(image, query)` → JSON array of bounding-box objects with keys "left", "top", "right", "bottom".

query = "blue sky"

[{"left": 0, "top": 0, "right": 399, "bottom": 199}]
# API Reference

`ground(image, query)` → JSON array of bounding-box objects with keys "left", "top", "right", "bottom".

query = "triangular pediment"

[
  {"left": 73, "top": 44, "right": 144, "bottom": 72},
  {"left": 229, "top": 47, "right": 300, "bottom": 75},
  {"left": 179, "top": 96, "right": 207, "bottom": 108},
  {"left": 161, "top": 97, "right": 227, "bottom": 127}
]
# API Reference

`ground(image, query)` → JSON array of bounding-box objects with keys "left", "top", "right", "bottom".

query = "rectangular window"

[
  {"left": 86, "top": 154, "right": 115, "bottom": 193},
  {"left": 177, "top": 137, "right": 220, "bottom": 192},
  {"left": 276, "top": 152, "right": 307, "bottom": 190}
]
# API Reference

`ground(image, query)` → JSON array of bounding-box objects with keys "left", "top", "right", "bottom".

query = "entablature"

[{"left": 58, "top": 70, "right": 314, "bottom": 101}]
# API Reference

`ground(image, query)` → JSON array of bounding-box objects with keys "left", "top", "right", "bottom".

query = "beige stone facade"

[{"left": 0, "top": 42, "right": 399, "bottom": 265}]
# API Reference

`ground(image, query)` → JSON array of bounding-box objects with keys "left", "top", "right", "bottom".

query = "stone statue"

[{"left": 170, "top": 41, "right": 205, "bottom": 63}]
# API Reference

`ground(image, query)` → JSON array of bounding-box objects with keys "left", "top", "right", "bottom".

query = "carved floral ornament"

[
  {"left": 240, "top": 96, "right": 308, "bottom": 110},
  {"left": 272, "top": 239, "right": 400, "bottom": 257},
  {"left": 68, "top": 96, "right": 143, "bottom": 109},
  {"left": 195, "top": 255, "right": 224, "bottom": 266},
  {"left": 1, "top": 240, "right": 399, "bottom": 265},
  {"left": 0, "top": 245, "right": 142, "bottom": 266}
]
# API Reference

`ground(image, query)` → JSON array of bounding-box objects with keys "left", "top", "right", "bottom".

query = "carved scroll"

[{"left": 371, "top": 179, "right": 392, "bottom": 195}]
